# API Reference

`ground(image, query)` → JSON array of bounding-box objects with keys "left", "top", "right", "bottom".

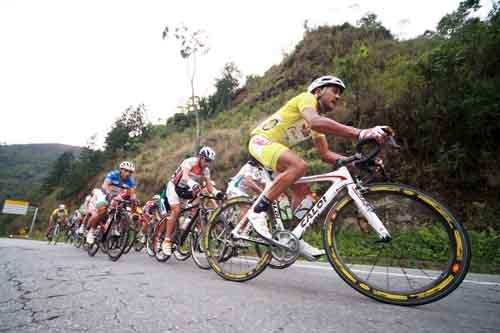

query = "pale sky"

[{"left": 0, "top": 0, "right": 493, "bottom": 147}]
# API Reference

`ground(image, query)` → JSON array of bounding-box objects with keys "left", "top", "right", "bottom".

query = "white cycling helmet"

[
  {"left": 58, "top": 204, "right": 65, "bottom": 210},
  {"left": 199, "top": 146, "right": 216, "bottom": 161},
  {"left": 307, "top": 75, "right": 346, "bottom": 94},
  {"left": 119, "top": 161, "right": 135, "bottom": 172}
]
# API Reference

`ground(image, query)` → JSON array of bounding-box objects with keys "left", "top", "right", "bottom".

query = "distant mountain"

[{"left": 0, "top": 143, "right": 81, "bottom": 205}]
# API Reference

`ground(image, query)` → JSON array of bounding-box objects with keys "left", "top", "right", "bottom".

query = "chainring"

[{"left": 270, "top": 230, "right": 300, "bottom": 265}]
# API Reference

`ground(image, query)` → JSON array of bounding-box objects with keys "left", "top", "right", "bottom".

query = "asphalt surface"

[{"left": 1, "top": 238, "right": 499, "bottom": 333}]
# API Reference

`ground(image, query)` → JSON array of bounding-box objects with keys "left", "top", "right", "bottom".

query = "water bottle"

[
  {"left": 179, "top": 215, "right": 192, "bottom": 230},
  {"left": 278, "top": 194, "right": 293, "bottom": 221},
  {"left": 294, "top": 196, "right": 315, "bottom": 220}
]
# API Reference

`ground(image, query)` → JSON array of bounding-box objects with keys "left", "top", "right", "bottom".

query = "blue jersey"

[{"left": 104, "top": 170, "right": 136, "bottom": 197}]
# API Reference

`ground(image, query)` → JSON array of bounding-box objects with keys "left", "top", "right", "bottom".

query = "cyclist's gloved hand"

[
  {"left": 105, "top": 193, "right": 114, "bottom": 202},
  {"left": 358, "top": 126, "right": 391, "bottom": 144},
  {"left": 178, "top": 179, "right": 189, "bottom": 189},
  {"left": 215, "top": 191, "right": 225, "bottom": 200},
  {"left": 192, "top": 183, "right": 201, "bottom": 196}
]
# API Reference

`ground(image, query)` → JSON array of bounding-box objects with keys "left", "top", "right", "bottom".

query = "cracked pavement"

[{"left": 1, "top": 238, "right": 499, "bottom": 332}]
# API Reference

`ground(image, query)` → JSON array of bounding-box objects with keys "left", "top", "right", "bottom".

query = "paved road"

[{"left": 1, "top": 238, "right": 499, "bottom": 333}]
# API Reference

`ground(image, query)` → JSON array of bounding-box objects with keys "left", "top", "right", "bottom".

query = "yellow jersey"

[
  {"left": 50, "top": 208, "right": 68, "bottom": 223},
  {"left": 251, "top": 92, "right": 325, "bottom": 147}
]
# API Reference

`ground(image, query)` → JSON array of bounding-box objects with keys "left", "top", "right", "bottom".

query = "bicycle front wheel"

[
  {"left": 324, "top": 183, "right": 471, "bottom": 306},
  {"left": 106, "top": 214, "right": 130, "bottom": 262},
  {"left": 204, "top": 197, "right": 271, "bottom": 282}
]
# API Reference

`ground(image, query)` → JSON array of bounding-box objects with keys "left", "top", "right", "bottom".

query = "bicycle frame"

[{"left": 240, "top": 166, "right": 392, "bottom": 242}]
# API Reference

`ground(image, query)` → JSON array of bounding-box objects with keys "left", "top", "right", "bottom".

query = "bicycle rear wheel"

[
  {"left": 205, "top": 197, "right": 271, "bottom": 282},
  {"left": 324, "top": 183, "right": 471, "bottom": 306}
]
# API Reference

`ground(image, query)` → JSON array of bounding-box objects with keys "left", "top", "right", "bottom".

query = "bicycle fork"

[{"left": 347, "top": 184, "right": 392, "bottom": 242}]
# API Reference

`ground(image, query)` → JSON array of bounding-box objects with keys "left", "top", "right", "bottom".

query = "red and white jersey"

[{"left": 171, "top": 157, "right": 210, "bottom": 185}]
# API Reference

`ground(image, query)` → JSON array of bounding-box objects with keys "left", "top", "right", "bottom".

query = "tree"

[
  {"left": 162, "top": 24, "right": 209, "bottom": 152},
  {"left": 357, "top": 13, "right": 393, "bottom": 40},
  {"left": 42, "top": 151, "right": 75, "bottom": 192},
  {"left": 105, "top": 104, "right": 149, "bottom": 153},
  {"left": 208, "top": 62, "right": 241, "bottom": 115},
  {"left": 437, "top": 0, "right": 481, "bottom": 36}
]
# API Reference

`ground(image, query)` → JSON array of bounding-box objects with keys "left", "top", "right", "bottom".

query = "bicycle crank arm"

[{"left": 231, "top": 234, "right": 274, "bottom": 247}]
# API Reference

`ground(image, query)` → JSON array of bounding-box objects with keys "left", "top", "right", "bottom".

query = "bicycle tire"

[
  {"left": 153, "top": 219, "right": 171, "bottom": 262},
  {"left": 87, "top": 241, "right": 99, "bottom": 257},
  {"left": 106, "top": 214, "right": 130, "bottom": 262},
  {"left": 323, "top": 183, "right": 471, "bottom": 306},
  {"left": 123, "top": 228, "right": 136, "bottom": 255},
  {"left": 52, "top": 225, "right": 60, "bottom": 245},
  {"left": 190, "top": 218, "right": 211, "bottom": 270},
  {"left": 74, "top": 234, "right": 83, "bottom": 248},
  {"left": 205, "top": 197, "right": 272, "bottom": 282},
  {"left": 173, "top": 233, "right": 192, "bottom": 261},
  {"left": 134, "top": 240, "right": 145, "bottom": 252},
  {"left": 146, "top": 227, "right": 156, "bottom": 257}
]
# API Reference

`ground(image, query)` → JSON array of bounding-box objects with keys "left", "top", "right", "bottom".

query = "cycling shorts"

[
  {"left": 248, "top": 135, "right": 289, "bottom": 172},
  {"left": 165, "top": 181, "right": 181, "bottom": 206},
  {"left": 88, "top": 189, "right": 108, "bottom": 213}
]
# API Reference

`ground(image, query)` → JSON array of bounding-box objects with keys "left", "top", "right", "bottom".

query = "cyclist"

[
  {"left": 227, "top": 159, "right": 325, "bottom": 260},
  {"left": 158, "top": 146, "right": 224, "bottom": 256},
  {"left": 226, "top": 160, "right": 266, "bottom": 199},
  {"left": 76, "top": 194, "right": 92, "bottom": 235},
  {"left": 46, "top": 204, "right": 69, "bottom": 239},
  {"left": 86, "top": 161, "right": 137, "bottom": 244},
  {"left": 240, "top": 75, "right": 390, "bottom": 251},
  {"left": 138, "top": 194, "right": 163, "bottom": 244}
]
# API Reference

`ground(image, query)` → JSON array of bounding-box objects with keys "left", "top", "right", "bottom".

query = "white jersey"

[{"left": 226, "top": 162, "right": 267, "bottom": 198}]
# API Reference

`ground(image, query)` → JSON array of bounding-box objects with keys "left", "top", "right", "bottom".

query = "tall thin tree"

[{"left": 162, "top": 25, "right": 209, "bottom": 152}]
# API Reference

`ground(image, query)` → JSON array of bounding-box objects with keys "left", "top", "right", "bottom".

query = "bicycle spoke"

[{"left": 399, "top": 259, "right": 416, "bottom": 291}]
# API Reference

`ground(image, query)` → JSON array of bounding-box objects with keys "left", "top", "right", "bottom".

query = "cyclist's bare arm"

[
  {"left": 181, "top": 167, "right": 191, "bottom": 182},
  {"left": 313, "top": 135, "right": 347, "bottom": 166},
  {"left": 244, "top": 176, "right": 265, "bottom": 194},
  {"left": 101, "top": 179, "right": 112, "bottom": 195},
  {"left": 302, "top": 108, "right": 360, "bottom": 139},
  {"left": 130, "top": 188, "right": 137, "bottom": 200},
  {"left": 204, "top": 176, "right": 216, "bottom": 193}
]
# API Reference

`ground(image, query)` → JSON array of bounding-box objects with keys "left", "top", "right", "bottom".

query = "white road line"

[{"left": 291, "top": 263, "right": 500, "bottom": 287}]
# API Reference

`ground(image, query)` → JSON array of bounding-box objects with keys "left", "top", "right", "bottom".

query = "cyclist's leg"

[
  {"left": 248, "top": 136, "right": 307, "bottom": 201},
  {"left": 86, "top": 190, "right": 108, "bottom": 243},
  {"left": 160, "top": 181, "right": 181, "bottom": 255},
  {"left": 46, "top": 217, "right": 54, "bottom": 237},
  {"left": 248, "top": 136, "right": 307, "bottom": 238},
  {"left": 163, "top": 204, "right": 181, "bottom": 255},
  {"left": 289, "top": 183, "right": 310, "bottom": 211}
]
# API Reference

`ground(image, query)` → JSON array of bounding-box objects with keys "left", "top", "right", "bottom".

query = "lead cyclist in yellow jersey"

[
  {"left": 46, "top": 204, "right": 69, "bottom": 237},
  {"left": 243, "top": 75, "right": 391, "bottom": 245}
]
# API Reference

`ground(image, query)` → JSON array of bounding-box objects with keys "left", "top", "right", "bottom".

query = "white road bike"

[{"left": 204, "top": 139, "right": 471, "bottom": 306}]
